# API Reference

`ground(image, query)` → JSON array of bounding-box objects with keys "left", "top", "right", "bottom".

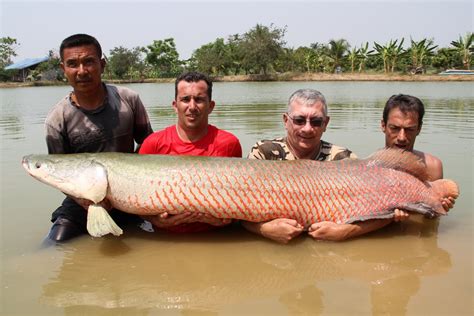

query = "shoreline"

[{"left": 0, "top": 73, "right": 472, "bottom": 88}]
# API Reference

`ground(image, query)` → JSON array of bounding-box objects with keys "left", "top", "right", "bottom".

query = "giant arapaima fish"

[{"left": 22, "top": 148, "right": 459, "bottom": 237}]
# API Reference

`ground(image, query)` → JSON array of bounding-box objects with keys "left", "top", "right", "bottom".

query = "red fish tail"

[{"left": 429, "top": 179, "right": 460, "bottom": 214}]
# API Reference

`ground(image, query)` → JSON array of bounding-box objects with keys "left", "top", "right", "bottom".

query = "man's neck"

[
  {"left": 72, "top": 85, "right": 106, "bottom": 111},
  {"left": 175, "top": 124, "right": 209, "bottom": 143}
]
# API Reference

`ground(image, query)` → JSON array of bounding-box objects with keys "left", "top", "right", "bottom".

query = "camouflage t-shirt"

[{"left": 247, "top": 137, "right": 357, "bottom": 161}]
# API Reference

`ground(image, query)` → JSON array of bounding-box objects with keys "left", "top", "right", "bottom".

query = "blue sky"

[{"left": 1, "top": 0, "right": 472, "bottom": 62}]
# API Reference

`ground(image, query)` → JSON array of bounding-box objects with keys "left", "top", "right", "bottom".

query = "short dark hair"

[
  {"left": 175, "top": 71, "right": 213, "bottom": 100},
  {"left": 60, "top": 34, "right": 102, "bottom": 61},
  {"left": 383, "top": 94, "right": 425, "bottom": 126}
]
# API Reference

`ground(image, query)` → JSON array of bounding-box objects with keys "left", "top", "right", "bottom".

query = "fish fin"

[
  {"left": 364, "top": 148, "right": 429, "bottom": 181},
  {"left": 87, "top": 204, "right": 123, "bottom": 237},
  {"left": 397, "top": 202, "right": 443, "bottom": 218}
]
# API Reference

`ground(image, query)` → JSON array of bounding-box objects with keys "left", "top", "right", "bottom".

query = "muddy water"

[{"left": 1, "top": 81, "right": 472, "bottom": 315}]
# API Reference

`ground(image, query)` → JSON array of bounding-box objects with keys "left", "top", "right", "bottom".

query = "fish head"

[{"left": 22, "top": 154, "right": 108, "bottom": 204}]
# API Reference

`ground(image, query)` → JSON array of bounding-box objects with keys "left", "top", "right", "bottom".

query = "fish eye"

[{"left": 35, "top": 162, "right": 41, "bottom": 169}]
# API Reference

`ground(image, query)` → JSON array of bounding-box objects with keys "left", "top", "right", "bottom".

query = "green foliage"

[
  {"left": 107, "top": 46, "right": 146, "bottom": 80},
  {"left": 240, "top": 24, "right": 287, "bottom": 75},
  {"left": 373, "top": 39, "right": 406, "bottom": 73},
  {"left": 431, "top": 48, "right": 463, "bottom": 70},
  {"left": 192, "top": 38, "right": 231, "bottom": 76},
  {"left": 0, "top": 37, "right": 19, "bottom": 69},
  {"left": 34, "top": 50, "right": 63, "bottom": 81},
  {"left": 145, "top": 38, "right": 182, "bottom": 78},
  {"left": 450, "top": 32, "right": 474, "bottom": 69},
  {"left": 357, "top": 42, "right": 374, "bottom": 73},
  {"left": 328, "top": 39, "right": 350, "bottom": 71},
  {"left": 407, "top": 38, "right": 438, "bottom": 73}
]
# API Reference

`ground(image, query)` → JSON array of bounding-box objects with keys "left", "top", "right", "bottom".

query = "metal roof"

[{"left": 4, "top": 56, "right": 50, "bottom": 70}]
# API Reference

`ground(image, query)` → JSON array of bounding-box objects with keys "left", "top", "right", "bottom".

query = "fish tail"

[{"left": 429, "top": 179, "right": 460, "bottom": 214}]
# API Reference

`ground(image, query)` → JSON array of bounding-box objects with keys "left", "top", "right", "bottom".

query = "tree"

[
  {"left": 327, "top": 38, "right": 350, "bottom": 72},
  {"left": 347, "top": 47, "right": 360, "bottom": 73},
  {"left": 145, "top": 38, "right": 182, "bottom": 78},
  {"left": 357, "top": 42, "right": 374, "bottom": 73},
  {"left": 35, "top": 50, "right": 63, "bottom": 81},
  {"left": 241, "top": 24, "right": 287, "bottom": 75},
  {"left": 431, "top": 47, "right": 462, "bottom": 71},
  {"left": 227, "top": 34, "right": 245, "bottom": 75},
  {"left": 191, "top": 38, "right": 231, "bottom": 76},
  {"left": 0, "top": 37, "right": 19, "bottom": 68},
  {"left": 408, "top": 38, "right": 438, "bottom": 73},
  {"left": 107, "top": 46, "right": 145, "bottom": 79},
  {"left": 374, "top": 39, "right": 405, "bottom": 73},
  {"left": 450, "top": 32, "right": 474, "bottom": 69}
]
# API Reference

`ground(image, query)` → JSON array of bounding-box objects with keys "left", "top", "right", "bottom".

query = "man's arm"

[
  {"left": 241, "top": 219, "right": 304, "bottom": 244},
  {"left": 308, "top": 209, "right": 409, "bottom": 241}
]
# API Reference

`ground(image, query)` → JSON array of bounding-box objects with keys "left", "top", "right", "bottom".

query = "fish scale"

[{"left": 22, "top": 149, "right": 459, "bottom": 237}]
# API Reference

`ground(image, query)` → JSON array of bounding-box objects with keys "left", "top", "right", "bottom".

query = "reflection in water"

[
  {"left": 0, "top": 115, "right": 25, "bottom": 140},
  {"left": 2, "top": 82, "right": 471, "bottom": 315},
  {"left": 40, "top": 217, "right": 450, "bottom": 314}
]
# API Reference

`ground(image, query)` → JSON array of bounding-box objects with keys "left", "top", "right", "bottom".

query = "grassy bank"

[{"left": 1, "top": 72, "right": 472, "bottom": 88}]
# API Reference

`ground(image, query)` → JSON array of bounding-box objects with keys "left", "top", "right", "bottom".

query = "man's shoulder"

[
  {"left": 413, "top": 149, "right": 443, "bottom": 180},
  {"left": 45, "top": 95, "right": 71, "bottom": 124},
  {"left": 211, "top": 125, "right": 240, "bottom": 143},
  {"left": 248, "top": 137, "right": 291, "bottom": 160},
  {"left": 106, "top": 84, "right": 139, "bottom": 99},
  {"left": 319, "top": 140, "right": 357, "bottom": 161}
]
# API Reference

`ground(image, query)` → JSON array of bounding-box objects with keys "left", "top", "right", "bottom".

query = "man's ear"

[
  {"left": 380, "top": 119, "right": 386, "bottom": 132},
  {"left": 172, "top": 100, "right": 178, "bottom": 114},
  {"left": 416, "top": 121, "right": 422, "bottom": 135},
  {"left": 100, "top": 58, "right": 106, "bottom": 74},
  {"left": 208, "top": 100, "right": 215, "bottom": 114},
  {"left": 322, "top": 116, "right": 330, "bottom": 132}
]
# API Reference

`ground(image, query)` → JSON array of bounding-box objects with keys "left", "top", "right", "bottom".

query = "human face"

[
  {"left": 173, "top": 80, "right": 215, "bottom": 132},
  {"left": 381, "top": 107, "right": 421, "bottom": 151},
  {"left": 284, "top": 100, "right": 329, "bottom": 158},
  {"left": 60, "top": 44, "right": 105, "bottom": 94}
]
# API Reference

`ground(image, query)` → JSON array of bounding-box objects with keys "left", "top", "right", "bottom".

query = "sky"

[{"left": 1, "top": 0, "right": 473, "bottom": 62}]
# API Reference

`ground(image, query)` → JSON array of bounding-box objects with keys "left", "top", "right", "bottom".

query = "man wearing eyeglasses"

[{"left": 243, "top": 89, "right": 406, "bottom": 243}]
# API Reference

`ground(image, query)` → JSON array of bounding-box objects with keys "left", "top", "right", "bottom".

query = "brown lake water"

[{"left": 1, "top": 81, "right": 473, "bottom": 315}]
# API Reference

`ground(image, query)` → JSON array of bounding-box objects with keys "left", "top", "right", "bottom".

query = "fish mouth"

[{"left": 21, "top": 156, "right": 31, "bottom": 171}]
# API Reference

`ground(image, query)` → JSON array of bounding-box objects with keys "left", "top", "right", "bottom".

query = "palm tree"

[
  {"left": 357, "top": 42, "right": 374, "bottom": 73},
  {"left": 374, "top": 39, "right": 405, "bottom": 73},
  {"left": 450, "top": 32, "right": 474, "bottom": 69},
  {"left": 373, "top": 41, "right": 391, "bottom": 73},
  {"left": 327, "top": 39, "right": 350, "bottom": 72},
  {"left": 389, "top": 38, "right": 405, "bottom": 73},
  {"left": 408, "top": 38, "right": 438, "bottom": 74},
  {"left": 347, "top": 47, "right": 360, "bottom": 73}
]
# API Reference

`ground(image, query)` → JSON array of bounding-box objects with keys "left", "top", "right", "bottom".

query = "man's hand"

[
  {"left": 441, "top": 197, "right": 455, "bottom": 212},
  {"left": 393, "top": 209, "right": 410, "bottom": 222},
  {"left": 242, "top": 219, "right": 304, "bottom": 244},
  {"left": 308, "top": 221, "right": 352, "bottom": 241}
]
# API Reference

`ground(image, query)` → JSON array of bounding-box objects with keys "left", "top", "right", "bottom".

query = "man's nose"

[
  {"left": 301, "top": 120, "right": 313, "bottom": 131},
  {"left": 188, "top": 98, "right": 197, "bottom": 110},
  {"left": 397, "top": 129, "right": 407, "bottom": 141},
  {"left": 77, "top": 63, "right": 86, "bottom": 74}
]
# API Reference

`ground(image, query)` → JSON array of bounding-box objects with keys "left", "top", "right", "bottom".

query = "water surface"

[{"left": 1, "top": 81, "right": 472, "bottom": 315}]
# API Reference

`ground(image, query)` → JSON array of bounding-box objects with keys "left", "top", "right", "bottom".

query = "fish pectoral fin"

[
  {"left": 86, "top": 204, "right": 123, "bottom": 237},
  {"left": 69, "top": 161, "right": 108, "bottom": 203}
]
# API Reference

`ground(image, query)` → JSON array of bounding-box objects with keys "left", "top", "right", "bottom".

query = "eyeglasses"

[{"left": 286, "top": 113, "right": 325, "bottom": 127}]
